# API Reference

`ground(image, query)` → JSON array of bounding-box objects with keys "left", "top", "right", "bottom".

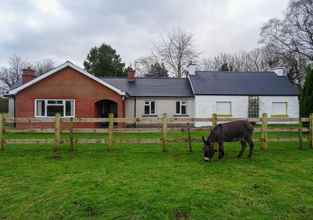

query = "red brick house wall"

[{"left": 15, "top": 66, "right": 125, "bottom": 129}]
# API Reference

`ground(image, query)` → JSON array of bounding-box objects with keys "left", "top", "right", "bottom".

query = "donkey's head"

[{"left": 202, "top": 136, "right": 216, "bottom": 161}]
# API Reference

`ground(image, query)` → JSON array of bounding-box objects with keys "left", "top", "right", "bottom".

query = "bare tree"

[
  {"left": 264, "top": 45, "right": 308, "bottom": 86},
  {"left": 260, "top": 0, "right": 313, "bottom": 60},
  {"left": 134, "top": 56, "right": 159, "bottom": 76},
  {"left": 0, "top": 56, "right": 55, "bottom": 94},
  {"left": 259, "top": 0, "right": 313, "bottom": 86},
  {"left": 202, "top": 46, "right": 307, "bottom": 86},
  {"left": 202, "top": 48, "right": 271, "bottom": 72},
  {"left": 0, "top": 55, "right": 28, "bottom": 91},
  {"left": 34, "top": 59, "right": 55, "bottom": 75},
  {"left": 154, "top": 29, "right": 199, "bottom": 78}
]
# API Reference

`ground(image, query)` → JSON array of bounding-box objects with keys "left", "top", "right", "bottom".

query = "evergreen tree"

[
  {"left": 300, "top": 65, "right": 313, "bottom": 117},
  {"left": 145, "top": 62, "right": 169, "bottom": 78},
  {"left": 83, "top": 43, "right": 126, "bottom": 77},
  {"left": 220, "top": 63, "right": 233, "bottom": 72}
]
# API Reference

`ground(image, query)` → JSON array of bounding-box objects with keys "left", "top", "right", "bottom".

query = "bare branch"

[{"left": 153, "top": 28, "right": 199, "bottom": 78}]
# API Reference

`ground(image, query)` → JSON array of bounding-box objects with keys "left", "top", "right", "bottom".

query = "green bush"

[{"left": 0, "top": 97, "right": 8, "bottom": 113}]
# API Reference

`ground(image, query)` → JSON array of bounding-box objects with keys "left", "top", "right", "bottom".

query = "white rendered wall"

[
  {"left": 8, "top": 97, "right": 15, "bottom": 118},
  {"left": 194, "top": 96, "right": 248, "bottom": 127},
  {"left": 259, "top": 96, "right": 299, "bottom": 118},
  {"left": 194, "top": 95, "right": 299, "bottom": 127},
  {"left": 125, "top": 97, "right": 194, "bottom": 118}
]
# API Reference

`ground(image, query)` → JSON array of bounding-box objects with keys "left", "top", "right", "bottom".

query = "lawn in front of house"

[{"left": 0, "top": 131, "right": 313, "bottom": 219}]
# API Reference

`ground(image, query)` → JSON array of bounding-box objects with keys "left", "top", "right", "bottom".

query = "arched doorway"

[{"left": 95, "top": 100, "right": 117, "bottom": 127}]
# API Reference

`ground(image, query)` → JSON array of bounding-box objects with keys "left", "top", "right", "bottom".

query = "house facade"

[
  {"left": 188, "top": 71, "right": 299, "bottom": 126},
  {"left": 7, "top": 61, "right": 299, "bottom": 128}
]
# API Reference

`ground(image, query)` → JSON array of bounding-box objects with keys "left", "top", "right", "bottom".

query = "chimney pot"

[
  {"left": 271, "top": 67, "right": 287, "bottom": 77},
  {"left": 127, "top": 66, "right": 136, "bottom": 82},
  {"left": 22, "top": 66, "right": 36, "bottom": 84},
  {"left": 187, "top": 62, "right": 197, "bottom": 76}
]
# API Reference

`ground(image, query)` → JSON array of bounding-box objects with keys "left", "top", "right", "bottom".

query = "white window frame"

[
  {"left": 144, "top": 100, "right": 156, "bottom": 115},
  {"left": 216, "top": 101, "right": 232, "bottom": 116},
  {"left": 34, "top": 99, "right": 75, "bottom": 118},
  {"left": 176, "top": 100, "right": 188, "bottom": 115},
  {"left": 272, "top": 102, "right": 288, "bottom": 116}
]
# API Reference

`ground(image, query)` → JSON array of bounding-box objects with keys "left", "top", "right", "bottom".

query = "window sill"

[
  {"left": 271, "top": 114, "right": 288, "bottom": 118},
  {"left": 34, "top": 116, "right": 75, "bottom": 118},
  {"left": 216, "top": 114, "right": 232, "bottom": 117},
  {"left": 142, "top": 114, "right": 158, "bottom": 117},
  {"left": 174, "top": 114, "right": 189, "bottom": 117}
]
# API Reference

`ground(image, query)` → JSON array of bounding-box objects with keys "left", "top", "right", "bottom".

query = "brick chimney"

[
  {"left": 127, "top": 66, "right": 136, "bottom": 82},
  {"left": 22, "top": 67, "right": 36, "bottom": 84}
]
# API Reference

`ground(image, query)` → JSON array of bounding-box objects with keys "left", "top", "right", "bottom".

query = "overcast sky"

[{"left": 0, "top": 0, "right": 289, "bottom": 68}]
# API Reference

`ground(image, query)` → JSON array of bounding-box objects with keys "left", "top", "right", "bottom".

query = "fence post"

[
  {"left": 211, "top": 113, "right": 218, "bottom": 153},
  {"left": 54, "top": 113, "right": 61, "bottom": 156},
  {"left": 298, "top": 117, "right": 303, "bottom": 149},
  {"left": 69, "top": 117, "right": 74, "bottom": 152},
  {"left": 29, "top": 118, "right": 32, "bottom": 131},
  {"left": 310, "top": 113, "right": 313, "bottom": 148},
  {"left": 212, "top": 113, "right": 217, "bottom": 127},
  {"left": 261, "top": 113, "right": 268, "bottom": 151},
  {"left": 187, "top": 123, "right": 192, "bottom": 152},
  {"left": 0, "top": 114, "right": 5, "bottom": 151},
  {"left": 107, "top": 113, "right": 114, "bottom": 151},
  {"left": 161, "top": 113, "right": 167, "bottom": 152}
]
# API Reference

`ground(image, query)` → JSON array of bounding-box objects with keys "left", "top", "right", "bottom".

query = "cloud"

[{"left": 0, "top": 0, "right": 289, "bottom": 67}]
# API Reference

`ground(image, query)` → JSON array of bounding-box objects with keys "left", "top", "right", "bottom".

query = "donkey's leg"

[
  {"left": 218, "top": 142, "right": 225, "bottom": 159},
  {"left": 246, "top": 137, "right": 254, "bottom": 159},
  {"left": 237, "top": 140, "right": 247, "bottom": 158}
]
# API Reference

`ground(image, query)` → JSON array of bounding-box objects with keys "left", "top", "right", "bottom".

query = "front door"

[
  {"left": 100, "top": 101, "right": 117, "bottom": 118},
  {"left": 248, "top": 96, "right": 259, "bottom": 118},
  {"left": 96, "top": 100, "right": 117, "bottom": 127}
]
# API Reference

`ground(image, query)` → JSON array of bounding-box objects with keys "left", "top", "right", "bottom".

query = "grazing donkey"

[{"left": 202, "top": 120, "right": 255, "bottom": 161}]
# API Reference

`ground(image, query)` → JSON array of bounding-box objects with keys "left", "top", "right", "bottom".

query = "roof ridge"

[
  {"left": 100, "top": 77, "right": 187, "bottom": 80},
  {"left": 196, "top": 71, "right": 275, "bottom": 74}
]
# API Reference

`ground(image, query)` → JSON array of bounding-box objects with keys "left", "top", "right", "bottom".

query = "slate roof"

[
  {"left": 189, "top": 71, "right": 299, "bottom": 96},
  {"left": 8, "top": 65, "right": 299, "bottom": 97},
  {"left": 100, "top": 78, "right": 193, "bottom": 97}
]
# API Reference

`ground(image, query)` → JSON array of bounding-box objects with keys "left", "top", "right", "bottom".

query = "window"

[
  {"left": 144, "top": 101, "right": 156, "bottom": 115},
  {"left": 248, "top": 96, "right": 259, "bottom": 118},
  {"left": 35, "top": 99, "right": 75, "bottom": 117},
  {"left": 216, "top": 101, "right": 232, "bottom": 115},
  {"left": 272, "top": 102, "right": 287, "bottom": 116},
  {"left": 176, "top": 101, "right": 187, "bottom": 115}
]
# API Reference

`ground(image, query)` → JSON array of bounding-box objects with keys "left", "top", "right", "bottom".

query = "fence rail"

[
  {"left": 2, "top": 116, "right": 306, "bottom": 124},
  {"left": 1, "top": 113, "right": 313, "bottom": 153}
]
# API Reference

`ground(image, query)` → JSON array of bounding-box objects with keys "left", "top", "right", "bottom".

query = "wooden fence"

[{"left": 0, "top": 113, "right": 313, "bottom": 153}]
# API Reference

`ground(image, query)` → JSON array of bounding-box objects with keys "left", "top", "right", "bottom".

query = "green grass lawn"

[{"left": 0, "top": 132, "right": 313, "bottom": 219}]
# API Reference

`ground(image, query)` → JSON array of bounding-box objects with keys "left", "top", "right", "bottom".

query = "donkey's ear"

[{"left": 202, "top": 136, "right": 207, "bottom": 144}]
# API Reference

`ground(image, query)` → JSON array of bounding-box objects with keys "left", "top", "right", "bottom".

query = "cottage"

[
  {"left": 187, "top": 67, "right": 299, "bottom": 126},
  {"left": 6, "top": 61, "right": 299, "bottom": 128}
]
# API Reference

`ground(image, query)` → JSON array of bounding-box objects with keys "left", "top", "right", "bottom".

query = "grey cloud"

[{"left": 0, "top": 0, "right": 289, "bottom": 67}]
